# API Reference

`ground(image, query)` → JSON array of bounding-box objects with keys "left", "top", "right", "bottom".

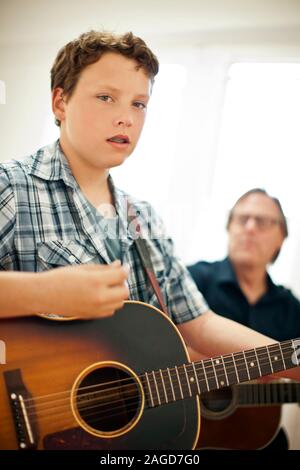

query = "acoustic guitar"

[
  {"left": 197, "top": 381, "right": 300, "bottom": 449},
  {"left": 0, "top": 301, "right": 299, "bottom": 450}
]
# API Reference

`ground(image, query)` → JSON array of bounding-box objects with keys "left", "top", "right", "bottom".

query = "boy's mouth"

[{"left": 107, "top": 134, "right": 130, "bottom": 144}]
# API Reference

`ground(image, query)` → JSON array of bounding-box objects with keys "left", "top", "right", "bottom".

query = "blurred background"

[{"left": 0, "top": 0, "right": 300, "bottom": 448}]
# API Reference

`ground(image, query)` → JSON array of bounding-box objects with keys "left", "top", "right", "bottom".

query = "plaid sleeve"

[
  {"left": 162, "top": 236, "right": 210, "bottom": 324},
  {"left": 0, "top": 167, "right": 16, "bottom": 269},
  {"left": 146, "top": 205, "right": 209, "bottom": 324}
]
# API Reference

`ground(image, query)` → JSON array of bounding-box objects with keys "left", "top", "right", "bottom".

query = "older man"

[
  {"left": 188, "top": 188, "right": 300, "bottom": 449},
  {"left": 189, "top": 188, "right": 300, "bottom": 341}
]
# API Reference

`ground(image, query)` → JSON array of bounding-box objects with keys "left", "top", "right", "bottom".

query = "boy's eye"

[
  {"left": 133, "top": 102, "right": 147, "bottom": 110},
  {"left": 98, "top": 95, "right": 112, "bottom": 102}
]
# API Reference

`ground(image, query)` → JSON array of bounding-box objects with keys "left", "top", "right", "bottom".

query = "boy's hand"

[{"left": 38, "top": 260, "right": 129, "bottom": 319}]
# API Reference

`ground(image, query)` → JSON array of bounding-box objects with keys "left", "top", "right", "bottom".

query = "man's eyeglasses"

[{"left": 231, "top": 213, "right": 282, "bottom": 231}]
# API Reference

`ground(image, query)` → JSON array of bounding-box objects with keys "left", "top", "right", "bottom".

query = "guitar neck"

[
  {"left": 142, "top": 338, "right": 300, "bottom": 408},
  {"left": 237, "top": 381, "right": 300, "bottom": 405}
]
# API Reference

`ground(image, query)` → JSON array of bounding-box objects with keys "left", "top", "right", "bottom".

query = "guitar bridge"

[{"left": 4, "top": 369, "right": 38, "bottom": 450}]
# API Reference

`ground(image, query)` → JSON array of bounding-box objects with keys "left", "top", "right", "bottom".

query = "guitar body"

[
  {"left": 198, "top": 407, "right": 281, "bottom": 450},
  {"left": 0, "top": 301, "right": 200, "bottom": 450}
]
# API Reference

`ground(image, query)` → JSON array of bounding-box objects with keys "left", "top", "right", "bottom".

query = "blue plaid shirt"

[{"left": 0, "top": 140, "right": 208, "bottom": 324}]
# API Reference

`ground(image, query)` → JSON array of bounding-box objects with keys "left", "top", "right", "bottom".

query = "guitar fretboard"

[
  {"left": 238, "top": 381, "right": 300, "bottom": 405},
  {"left": 142, "top": 338, "right": 300, "bottom": 408}
]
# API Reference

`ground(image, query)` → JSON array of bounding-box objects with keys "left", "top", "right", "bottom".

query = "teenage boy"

[{"left": 0, "top": 30, "right": 299, "bottom": 381}]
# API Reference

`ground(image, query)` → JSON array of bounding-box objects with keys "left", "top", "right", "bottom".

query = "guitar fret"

[
  {"left": 219, "top": 354, "right": 238, "bottom": 387},
  {"left": 234, "top": 352, "right": 249, "bottom": 382},
  {"left": 183, "top": 364, "right": 192, "bottom": 397},
  {"left": 296, "top": 383, "right": 300, "bottom": 402},
  {"left": 246, "top": 383, "right": 253, "bottom": 405},
  {"left": 254, "top": 349, "right": 262, "bottom": 377},
  {"left": 142, "top": 337, "right": 300, "bottom": 411},
  {"left": 244, "top": 350, "right": 260, "bottom": 380},
  {"left": 279, "top": 383, "right": 285, "bottom": 403},
  {"left": 159, "top": 369, "right": 168, "bottom": 404},
  {"left": 266, "top": 384, "right": 271, "bottom": 404},
  {"left": 144, "top": 372, "right": 155, "bottom": 407},
  {"left": 212, "top": 357, "right": 227, "bottom": 388},
  {"left": 238, "top": 384, "right": 246, "bottom": 404},
  {"left": 278, "top": 343, "right": 286, "bottom": 370},
  {"left": 191, "top": 363, "right": 201, "bottom": 395},
  {"left": 167, "top": 367, "right": 176, "bottom": 401},
  {"left": 221, "top": 356, "right": 229, "bottom": 386},
  {"left": 266, "top": 346, "right": 274, "bottom": 374},
  {"left": 185, "top": 364, "right": 201, "bottom": 396},
  {"left": 195, "top": 361, "right": 210, "bottom": 392},
  {"left": 246, "top": 384, "right": 252, "bottom": 404},
  {"left": 279, "top": 382, "right": 285, "bottom": 402},
  {"left": 266, "top": 383, "right": 271, "bottom": 403},
  {"left": 202, "top": 362, "right": 210, "bottom": 391},
  {"left": 287, "top": 383, "right": 293, "bottom": 402},
  {"left": 259, "top": 383, "right": 265, "bottom": 404},
  {"left": 201, "top": 359, "right": 217, "bottom": 390},
  {"left": 161, "top": 369, "right": 175, "bottom": 403},
  {"left": 286, "top": 383, "right": 292, "bottom": 402},
  {"left": 211, "top": 359, "right": 219, "bottom": 388},
  {"left": 231, "top": 353, "right": 239, "bottom": 383},
  {"left": 256, "top": 347, "right": 273, "bottom": 376},
  {"left": 291, "top": 339, "right": 300, "bottom": 366},
  {"left": 175, "top": 366, "right": 184, "bottom": 399},
  {"left": 269, "top": 344, "right": 284, "bottom": 373},
  {"left": 272, "top": 383, "right": 278, "bottom": 403},
  {"left": 253, "top": 384, "right": 258, "bottom": 404},
  {"left": 280, "top": 340, "right": 296, "bottom": 369},
  {"left": 152, "top": 371, "right": 161, "bottom": 406},
  {"left": 242, "top": 351, "right": 251, "bottom": 380}
]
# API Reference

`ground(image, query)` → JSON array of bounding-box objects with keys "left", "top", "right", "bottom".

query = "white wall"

[
  {"left": 1, "top": 1, "right": 300, "bottom": 448},
  {"left": 1, "top": 2, "right": 300, "bottom": 286}
]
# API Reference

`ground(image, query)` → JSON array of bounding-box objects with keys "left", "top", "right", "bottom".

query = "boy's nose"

[{"left": 114, "top": 115, "right": 133, "bottom": 127}]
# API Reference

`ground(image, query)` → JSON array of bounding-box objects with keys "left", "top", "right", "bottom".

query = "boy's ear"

[{"left": 52, "top": 87, "right": 66, "bottom": 124}]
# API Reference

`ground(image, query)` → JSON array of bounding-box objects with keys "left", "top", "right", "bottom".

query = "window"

[{"left": 211, "top": 62, "right": 300, "bottom": 290}]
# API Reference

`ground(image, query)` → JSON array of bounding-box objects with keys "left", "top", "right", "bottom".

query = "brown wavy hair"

[{"left": 51, "top": 30, "right": 159, "bottom": 126}]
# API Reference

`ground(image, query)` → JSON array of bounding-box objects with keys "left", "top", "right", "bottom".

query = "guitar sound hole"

[
  {"left": 200, "top": 387, "right": 234, "bottom": 414},
  {"left": 73, "top": 365, "right": 143, "bottom": 436}
]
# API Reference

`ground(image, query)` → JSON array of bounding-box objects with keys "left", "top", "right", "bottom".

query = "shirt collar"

[
  {"left": 216, "top": 257, "right": 238, "bottom": 285},
  {"left": 28, "top": 139, "right": 78, "bottom": 189},
  {"left": 28, "top": 139, "right": 135, "bottom": 242},
  {"left": 27, "top": 140, "right": 156, "bottom": 249},
  {"left": 219, "top": 257, "right": 283, "bottom": 300}
]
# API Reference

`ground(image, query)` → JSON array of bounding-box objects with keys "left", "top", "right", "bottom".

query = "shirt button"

[{"left": 68, "top": 255, "right": 77, "bottom": 263}]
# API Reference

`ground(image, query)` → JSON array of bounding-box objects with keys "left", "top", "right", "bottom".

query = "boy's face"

[{"left": 53, "top": 52, "right": 151, "bottom": 172}]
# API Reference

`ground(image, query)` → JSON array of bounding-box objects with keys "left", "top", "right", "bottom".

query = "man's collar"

[
  {"left": 220, "top": 257, "right": 283, "bottom": 299},
  {"left": 217, "top": 257, "right": 238, "bottom": 285}
]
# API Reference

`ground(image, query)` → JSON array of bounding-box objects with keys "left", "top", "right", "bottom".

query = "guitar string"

[
  {"left": 3, "top": 369, "right": 299, "bottom": 431},
  {"left": 24, "top": 371, "right": 300, "bottom": 420},
  {"left": 21, "top": 352, "right": 298, "bottom": 421},
  {"left": 5, "top": 381, "right": 299, "bottom": 440},
  {"left": 22, "top": 340, "right": 296, "bottom": 409},
  {"left": 24, "top": 348, "right": 296, "bottom": 410},
  {"left": 30, "top": 380, "right": 300, "bottom": 425},
  {"left": 22, "top": 384, "right": 297, "bottom": 431},
  {"left": 9, "top": 377, "right": 300, "bottom": 432},
  {"left": 21, "top": 345, "right": 297, "bottom": 416},
  {"left": 44, "top": 382, "right": 300, "bottom": 426},
  {"left": 3, "top": 370, "right": 299, "bottom": 432},
  {"left": 3, "top": 382, "right": 299, "bottom": 435}
]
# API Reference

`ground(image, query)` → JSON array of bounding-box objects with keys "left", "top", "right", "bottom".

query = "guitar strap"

[{"left": 127, "top": 203, "right": 169, "bottom": 316}]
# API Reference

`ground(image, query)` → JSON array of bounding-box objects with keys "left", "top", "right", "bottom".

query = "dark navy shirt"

[{"left": 188, "top": 257, "right": 300, "bottom": 342}]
